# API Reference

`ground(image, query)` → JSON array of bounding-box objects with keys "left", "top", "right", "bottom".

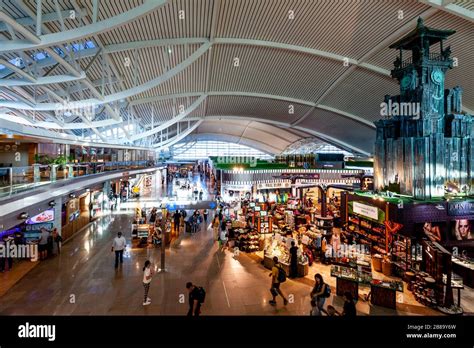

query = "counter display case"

[
  {"left": 370, "top": 279, "right": 403, "bottom": 309},
  {"left": 330, "top": 264, "right": 372, "bottom": 300},
  {"left": 451, "top": 256, "right": 474, "bottom": 287}
]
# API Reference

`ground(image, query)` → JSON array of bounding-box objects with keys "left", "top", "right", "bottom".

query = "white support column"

[
  {"left": 53, "top": 197, "right": 62, "bottom": 237},
  {"left": 35, "top": 0, "right": 41, "bottom": 36}
]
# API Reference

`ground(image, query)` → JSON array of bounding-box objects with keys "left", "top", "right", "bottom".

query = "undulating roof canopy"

[{"left": 0, "top": 0, "right": 473, "bottom": 156}]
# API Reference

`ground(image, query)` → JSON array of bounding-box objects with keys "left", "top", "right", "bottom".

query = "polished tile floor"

[{"left": 0, "top": 175, "right": 472, "bottom": 315}]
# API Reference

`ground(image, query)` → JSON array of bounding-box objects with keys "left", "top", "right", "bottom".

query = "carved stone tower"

[{"left": 374, "top": 18, "right": 473, "bottom": 199}]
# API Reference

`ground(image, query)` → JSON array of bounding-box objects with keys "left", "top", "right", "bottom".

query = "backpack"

[
  {"left": 196, "top": 287, "right": 206, "bottom": 303},
  {"left": 276, "top": 266, "right": 287, "bottom": 283},
  {"left": 323, "top": 283, "right": 331, "bottom": 298}
]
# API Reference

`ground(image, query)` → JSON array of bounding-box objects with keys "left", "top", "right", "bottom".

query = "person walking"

[
  {"left": 212, "top": 216, "right": 220, "bottom": 241},
  {"left": 179, "top": 214, "right": 185, "bottom": 235},
  {"left": 0, "top": 235, "right": 13, "bottom": 271},
  {"left": 219, "top": 228, "right": 228, "bottom": 251},
  {"left": 289, "top": 241, "right": 298, "bottom": 278},
  {"left": 341, "top": 291, "right": 356, "bottom": 316},
  {"left": 149, "top": 208, "right": 157, "bottom": 225},
  {"left": 173, "top": 211, "right": 181, "bottom": 233},
  {"left": 186, "top": 282, "right": 205, "bottom": 316},
  {"left": 51, "top": 228, "right": 62, "bottom": 255},
  {"left": 269, "top": 256, "right": 288, "bottom": 306},
  {"left": 38, "top": 227, "right": 50, "bottom": 260},
  {"left": 111, "top": 232, "right": 127, "bottom": 269},
  {"left": 191, "top": 213, "right": 198, "bottom": 233},
  {"left": 310, "top": 273, "right": 330, "bottom": 315},
  {"left": 142, "top": 260, "right": 153, "bottom": 306}
]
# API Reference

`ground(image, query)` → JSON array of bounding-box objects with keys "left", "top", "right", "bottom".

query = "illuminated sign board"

[{"left": 448, "top": 201, "right": 474, "bottom": 216}]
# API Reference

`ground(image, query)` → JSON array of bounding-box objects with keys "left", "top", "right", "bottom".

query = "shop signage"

[
  {"left": 448, "top": 201, "right": 474, "bottom": 216},
  {"left": 257, "top": 182, "right": 291, "bottom": 190},
  {"left": 353, "top": 202, "right": 378, "bottom": 220},
  {"left": 281, "top": 173, "right": 320, "bottom": 179},
  {"left": 224, "top": 185, "right": 252, "bottom": 191},
  {"left": 24, "top": 222, "right": 53, "bottom": 232}
]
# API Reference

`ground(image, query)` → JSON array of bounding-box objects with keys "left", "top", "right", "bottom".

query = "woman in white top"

[{"left": 142, "top": 260, "right": 153, "bottom": 306}]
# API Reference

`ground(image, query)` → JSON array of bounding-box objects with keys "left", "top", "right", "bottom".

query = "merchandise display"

[{"left": 234, "top": 229, "right": 261, "bottom": 252}]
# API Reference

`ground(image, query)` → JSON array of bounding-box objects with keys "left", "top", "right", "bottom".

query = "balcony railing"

[
  {"left": 0, "top": 160, "right": 154, "bottom": 198},
  {"left": 399, "top": 52, "right": 445, "bottom": 68}
]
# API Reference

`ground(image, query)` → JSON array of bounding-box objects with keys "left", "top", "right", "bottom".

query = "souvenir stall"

[
  {"left": 131, "top": 207, "right": 151, "bottom": 247},
  {"left": 263, "top": 233, "right": 309, "bottom": 277}
]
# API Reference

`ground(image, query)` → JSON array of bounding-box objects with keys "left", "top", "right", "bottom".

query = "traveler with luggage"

[
  {"left": 310, "top": 273, "right": 331, "bottom": 315},
  {"left": 269, "top": 256, "right": 288, "bottom": 306},
  {"left": 186, "top": 282, "right": 206, "bottom": 316}
]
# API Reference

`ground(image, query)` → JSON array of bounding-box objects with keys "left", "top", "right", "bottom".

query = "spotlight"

[
  {"left": 48, "top": 201, "right": 56, "bottom": 207},
  {"left": 69, "top": 193, "right": 76, "bottom": 199},
  {"left": 18, "top": 212, "right": 29, "bottom": 220}
]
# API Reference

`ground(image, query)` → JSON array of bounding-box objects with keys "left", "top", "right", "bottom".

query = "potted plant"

[{"left": 54, "top": 155, "right": 68, "bottom": 178}]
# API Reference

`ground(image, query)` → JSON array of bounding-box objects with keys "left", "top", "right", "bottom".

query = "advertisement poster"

[
  {"left": 451, "top": 219, "right": 474, "bottom": 240},
  {"left": 25, "top": 210, "right": 55, "bottom": 225}
]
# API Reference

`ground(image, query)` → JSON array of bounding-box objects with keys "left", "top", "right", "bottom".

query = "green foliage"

[{"left": 54, "top": 155, "right": 68, "bottom": 166}]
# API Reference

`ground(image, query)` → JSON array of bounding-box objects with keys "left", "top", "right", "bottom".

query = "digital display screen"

[
  {"left": 249, "top": 202, "right": 256, "bottom": 208},
  {"left": 260, "top": 211, "right": 267, "bottom": 217},
  {"left": 26, "top": 209, "right": 54, "bottom": 225},
  {"left": 254, "top": 206, "right": 261, "bottom": 212}
]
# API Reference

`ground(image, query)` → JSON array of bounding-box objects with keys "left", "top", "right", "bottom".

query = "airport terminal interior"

[{"left": 0, "top": 0, "right": 474, "bottom": 318}]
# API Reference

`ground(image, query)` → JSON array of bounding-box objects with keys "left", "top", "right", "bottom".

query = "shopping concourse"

[{"left": 0, "top": 0, "right": 473, "bottom": 346}]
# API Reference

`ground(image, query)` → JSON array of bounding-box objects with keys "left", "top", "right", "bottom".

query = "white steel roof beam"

[
  {"left": 0, "top": 10, "right": 40, "bottom": 43},
  {"left": 0, "top": 58, "right": 36, "bottom": 82},
  {"left": 130, "top": 95, "right": 207, "bottom": 141},
  {"left": 420, "top": 0, "right": 474, "bottom": 22},
  {"left": 200, "top": 115, "right": 371, "bottom": 156},
  {"left": 0, "top": 73, "right": 86, "bottom": 87},
  {"left": 153, "top": 120, "right": 204, "bottom": 149},
  {"left": 131, "top": 91, "right": 375, "bottom": 129},
  {"left": 0, "top": 42, "right": 211, "bottom": 111},
  {"left": 0, "top": 0, "right": 168, "bottom": 53}
]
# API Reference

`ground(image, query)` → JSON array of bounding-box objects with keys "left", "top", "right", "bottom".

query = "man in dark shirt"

[
  {"left": 186, "top": 282, "right": 203, "bottom": 316},
  {"left": 173, "top": 212, "right": 181, "bottom": 233},
  {"left": 289, "top": 241, "right": 298, "bottom": 278},
  {"left": 342, "top": 292, "right": 356, "bottom": 316}
]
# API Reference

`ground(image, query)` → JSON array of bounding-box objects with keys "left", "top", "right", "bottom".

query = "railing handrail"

[{"left": 0, "top": 161, "right": 159, "bottom": 198}]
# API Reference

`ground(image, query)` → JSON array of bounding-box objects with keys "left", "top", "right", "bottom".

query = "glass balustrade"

[{"left": 0, "top": 160, "right": 154, "bottom": 199}]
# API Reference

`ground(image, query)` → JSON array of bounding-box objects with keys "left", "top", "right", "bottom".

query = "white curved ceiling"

[{"left": 0, "top": 0, "right": 473, "bottom": 156}]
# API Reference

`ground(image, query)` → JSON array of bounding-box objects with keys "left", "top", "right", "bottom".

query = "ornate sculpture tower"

[{"left": 374, "top": 18, "right": 473, "bottom": 199}]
